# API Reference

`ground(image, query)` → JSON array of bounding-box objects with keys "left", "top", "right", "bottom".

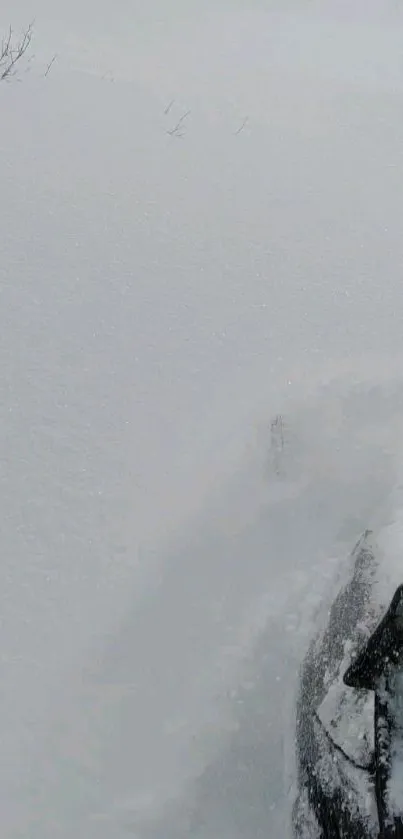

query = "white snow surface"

[{"left": 2, "top": 1, "right": 403, "bottom": 837}]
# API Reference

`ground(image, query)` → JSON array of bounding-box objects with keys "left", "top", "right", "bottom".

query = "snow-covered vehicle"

[{"left": 293, "top": 529, "right": 403, "bottom": 839}]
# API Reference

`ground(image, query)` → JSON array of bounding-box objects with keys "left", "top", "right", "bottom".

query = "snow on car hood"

[
  {"left": 317, "top": 465, "right": 403, "bottom": 774},
  {"left": 317, "top": 674, "right": 374, "bottom": 770}
]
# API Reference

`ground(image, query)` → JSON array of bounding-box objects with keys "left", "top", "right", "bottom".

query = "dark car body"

[{"left": 293, "top": 529, "right": 403, "bottom": 839}]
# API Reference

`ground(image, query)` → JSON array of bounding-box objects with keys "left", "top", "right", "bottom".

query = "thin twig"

[
  {"left": 234, "top": 116, "right": 248, "bottom": 136},
  {"left": 167, "top": 109, "right": 190, "bottom": 138},
  {"left": 44, "top": 53, "right": 57, "bottom": 77},
  {"left": 164, "top": 98, "right": 174, "bottom": 115}
]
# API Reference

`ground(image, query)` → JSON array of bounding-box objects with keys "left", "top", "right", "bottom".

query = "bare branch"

[
  {"left": 44, "top": 53, "right": 57, "bottom": 77},
  {"left": 1, "top": 27, "right": 12, "bottom": 62},
  {"left": 166, "top": 129, "right": 185, "bottom": 139},
  {"left": 164, "top": 99, "right": 175, "bottom": 115},
  {"left": 0, "top": 22, "right": 34, "bottom": 82},
  {"left": 167, "top": 109, "right": 190, "bottom": 138},
  {"left": 234, "top": 116, "right": 248, "bottom": 136}
]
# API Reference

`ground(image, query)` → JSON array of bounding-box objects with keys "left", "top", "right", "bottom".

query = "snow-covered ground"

[{"left": 2, "top": 1, "right": 403, "bottom": 836}]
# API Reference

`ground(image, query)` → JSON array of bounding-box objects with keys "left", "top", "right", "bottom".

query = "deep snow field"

[{"left": 2, "top": 1, "right": 403, "bottom": 836}]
